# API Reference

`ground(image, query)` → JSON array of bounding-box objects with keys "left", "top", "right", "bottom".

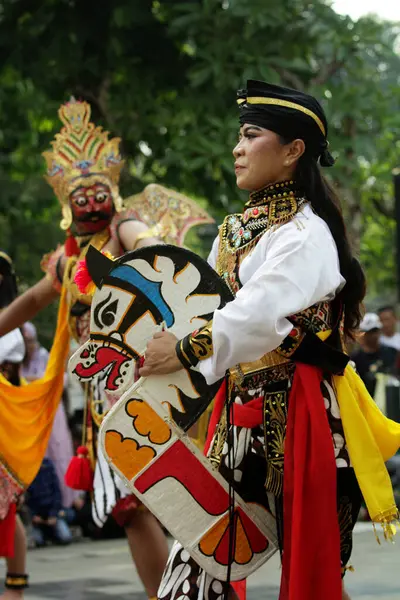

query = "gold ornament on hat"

[{"left": 42, "top": 98, "right": 125, "bottom": 230}]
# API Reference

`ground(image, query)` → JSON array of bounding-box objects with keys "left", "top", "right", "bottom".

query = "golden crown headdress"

[{"left": 43, "top": 98, "right": 125, "bottom": 230}]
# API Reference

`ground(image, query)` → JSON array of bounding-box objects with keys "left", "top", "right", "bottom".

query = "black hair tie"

[{"left": 319, "top": 142, "right": 335, "bottom": 167}]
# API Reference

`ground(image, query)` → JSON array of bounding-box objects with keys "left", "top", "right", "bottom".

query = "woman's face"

[{"left": 233, "top": 124, "right": 300, "bottom": 191}]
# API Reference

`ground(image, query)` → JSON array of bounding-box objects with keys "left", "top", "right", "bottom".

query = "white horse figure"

[{"left": 69, "top": 245, "right": 277, "bottom": 581}]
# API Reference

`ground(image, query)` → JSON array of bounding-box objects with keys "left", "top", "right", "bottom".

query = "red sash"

[
  {"left": 280, "top": 363, "right": 341, "bottom": 600},
  {"left": 205, "top": 364, "right": 342, "bottom": 600}
]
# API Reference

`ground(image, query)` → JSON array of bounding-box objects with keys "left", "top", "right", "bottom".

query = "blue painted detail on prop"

[{"left": 110, "top": 265, "right": 174, "bottom": 327}]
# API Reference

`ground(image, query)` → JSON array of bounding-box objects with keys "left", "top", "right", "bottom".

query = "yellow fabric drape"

[
  {"left": 373, "top": 372, "right": 387, "bottom": 414},
  {"left": 334, "top": 365, "right": 400, "bottom": 535},
  {"left": 316, "top": 331, "right": 399, "bottom": 535},
  {"left": 0, "top": 288, "right": 70, "bottom": 488}
]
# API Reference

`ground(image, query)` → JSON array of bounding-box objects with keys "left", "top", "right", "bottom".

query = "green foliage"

[{"left": 0, "top": 0, "right": 399, "bottom": 343}]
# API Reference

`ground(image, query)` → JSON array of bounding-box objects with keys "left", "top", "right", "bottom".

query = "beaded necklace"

[{"left": 216, "top": 180, "right": 307, "bottom": 294}]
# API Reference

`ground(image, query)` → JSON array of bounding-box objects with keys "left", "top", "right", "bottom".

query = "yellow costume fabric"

[
  {"left": 334, "top": 365, "right": 400, "bottom": 535},
  {"left": 0, "top": 288, "right": 70, "bottom": 492},
  {"left": 316, "top": 330, "right": 399, "bottom": 535}
]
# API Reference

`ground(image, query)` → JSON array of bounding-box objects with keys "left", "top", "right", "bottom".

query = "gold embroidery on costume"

[
  {"left": 63, "top": 229, "right": 111, "bottom": 341},
  {"left": 208, "top": 409, "right": 227, "bottom": 470},
  {"left": 338, "top": 495, "right": 353, "bottom": 562},
  {"left": 291, "top": 300, "right": 333, "bottom": 334},
  {"left": 263, "top": 390, "right": 288, "bottom": 496},
  {"left": 216, "top": 182, "right": 306, "bottom": 295},
  {"left": 209, "top": 181, "right": 331, "bottom": 470},
  {"left": 229, "top": 353, "right": 294, "bottom": 390},
  {"left": 188, "top": 321, "right": 213, "bottom": 362}
]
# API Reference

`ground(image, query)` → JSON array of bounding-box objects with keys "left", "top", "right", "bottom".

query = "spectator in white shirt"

[{"left": 378, "top": 306, "right": 400, "bottom": 351}]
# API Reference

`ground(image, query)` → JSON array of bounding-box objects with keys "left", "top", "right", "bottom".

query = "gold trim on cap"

[
  {"left": 0, "top": 251, "right": 12, "bottom": 265},
  {"left": 237, "top": 96, "right": 326, "bottom": 136}
]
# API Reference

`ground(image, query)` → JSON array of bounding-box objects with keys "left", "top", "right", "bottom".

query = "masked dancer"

[{"left": 0, "top": 99, "right": 171, "bottom": 600}]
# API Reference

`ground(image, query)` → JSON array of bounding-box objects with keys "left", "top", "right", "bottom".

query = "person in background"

[
  {"left": 21, "top": 322, "right": 80, "bottom": 512},
  {"left": 21, "top": 323, "right": 49, "bottom": 382},
  {"left": 26, "top": 458, "right": 72, "bottom": 547},
  {"left": 378, "top": 306, "right": 400, "bottom": 351},
  {"left": 0, "top": 252, "right": 28, "bottom": 600},
  {"left": 351, "top": 313, "right": 397, "bottom": 397}
]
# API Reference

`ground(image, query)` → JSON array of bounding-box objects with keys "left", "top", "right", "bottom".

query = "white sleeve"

[
  {"left": 0, "top": 329, "right": 25, "bottom": 364},
  {"left": 199, "top": 218, "right": 344, "bottom": 384},
  {"left": 207, "top": 235, "right": 219, "bottom": 270}
]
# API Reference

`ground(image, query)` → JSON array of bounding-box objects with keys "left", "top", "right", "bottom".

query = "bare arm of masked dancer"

[
  {"left": 140, "top": 212, "right": 343, "bottom": 380},
  {"left": 0, "top": 276, "right": 59, "bottom": 337},
  {"left": 117, "top": 219, "right": 161, "bottom": 251}
]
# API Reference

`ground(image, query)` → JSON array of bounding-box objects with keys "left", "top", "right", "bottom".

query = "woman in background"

[{"left": 0, "top": 252, "right": 28, "bottom": 599}]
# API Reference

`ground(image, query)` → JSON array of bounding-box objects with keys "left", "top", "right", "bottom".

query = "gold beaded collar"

[
  {"left": 216, "top": 182, "right": 307, "bottom": 294},
  {"left": 247, "top": 180, "right": 303, "bottom": 208}
]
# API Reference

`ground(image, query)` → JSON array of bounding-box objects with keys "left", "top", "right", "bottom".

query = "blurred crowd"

[
  {"left": 350, "top": 305, "right": 400, "bottom": 510},
  {"left": 351, "top": 306, "right": 400, "bottom": 413},
  {"left": 17, "top": 323, "right": 125, "bottom": 550}
]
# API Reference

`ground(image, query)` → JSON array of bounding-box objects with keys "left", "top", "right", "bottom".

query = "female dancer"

[
  {"left": 140, "top": 81, "right": 399, "bottom": 600},
  {"left": 0, "top": 252, "right": 28, "bottom": 599}
]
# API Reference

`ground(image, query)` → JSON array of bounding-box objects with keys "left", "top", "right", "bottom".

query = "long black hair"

[
  {"left": 282, "top": 141, "right": 366, "bottom": 339},
  {"left": 0, "top": 252, "right": 18, "bottom": 309}
]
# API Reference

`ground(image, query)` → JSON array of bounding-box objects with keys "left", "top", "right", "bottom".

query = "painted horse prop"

[{"left": 69, "top": 245, "right": 278, "bottom": 580}]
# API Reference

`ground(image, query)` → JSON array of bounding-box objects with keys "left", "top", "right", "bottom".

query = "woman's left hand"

[{"left": 139, "top": 330, "right": 183, "bottom": 377}]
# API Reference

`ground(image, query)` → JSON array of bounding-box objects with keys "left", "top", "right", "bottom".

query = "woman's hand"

[{"left": 139, "top": 330, "right": 183, "bottom": 377}]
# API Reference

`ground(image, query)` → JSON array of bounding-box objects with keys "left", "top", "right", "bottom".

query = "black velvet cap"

[{"left": 237, "top": 80, "right": 334, "bottom": 167}]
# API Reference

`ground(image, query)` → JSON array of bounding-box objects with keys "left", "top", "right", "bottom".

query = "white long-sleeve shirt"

[{"left": 199, "top": 204, "right": 345, "bottom": 385}]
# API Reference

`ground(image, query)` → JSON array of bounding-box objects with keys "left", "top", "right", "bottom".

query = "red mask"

[{"left": 70, "top": 183, "right": 114, "bottom": 234}]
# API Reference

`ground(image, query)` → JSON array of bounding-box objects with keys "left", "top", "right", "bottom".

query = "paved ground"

[{"left": 1, "top": 523, "right": 399, "bottom": 599}]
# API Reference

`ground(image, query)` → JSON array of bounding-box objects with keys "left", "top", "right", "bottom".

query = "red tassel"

[
  {"left": 65, "top": 230, "right": 80, "bottom": 257},
  {"left": 64, "top": 446, "right": 94, "bottom": 491}
]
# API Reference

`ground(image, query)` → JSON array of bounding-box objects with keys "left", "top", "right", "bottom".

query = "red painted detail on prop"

[
  {"left": 81, "top": 349, "right": 90, "bottom": 358},
  {"left": 213, "top": 515, "right": 231, "bottom": 564},
  {"left": 135, "top": 440, "right": 230, "bottom": 516},
  {"left": 237, "top": 507, "right": 269, "bottom": 554},
  {"left": 205, "top": 508, "right": 268, "bottom": 566},
  {"left": 74, "top": 346, "right": 131, "bottom": 391}
]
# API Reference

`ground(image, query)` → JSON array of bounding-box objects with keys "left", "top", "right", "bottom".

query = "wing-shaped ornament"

[{"left": 123, "top": 183, "right": 214, "bottom": 246}]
